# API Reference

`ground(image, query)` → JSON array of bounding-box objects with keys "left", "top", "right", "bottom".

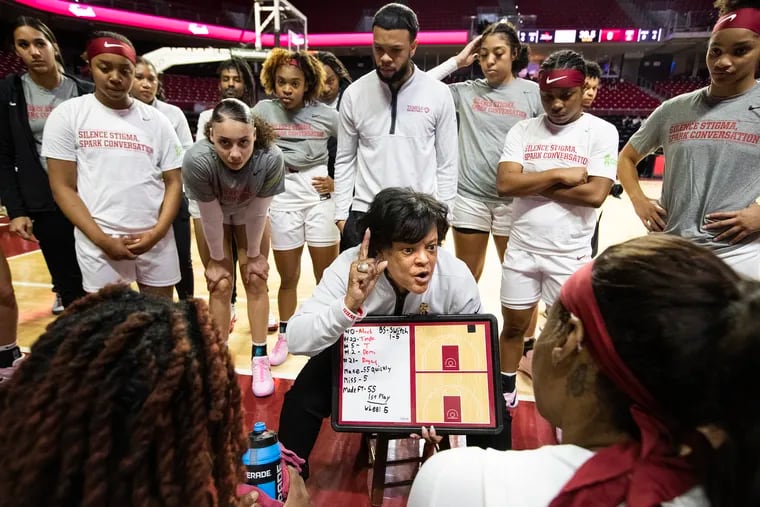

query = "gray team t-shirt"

[
  {"left": 182, "top": 139, "right": 285, "bottom": 214},
  {"left": 22, "top": 73, "right": 78, "bottom": 171},
  {"left": 448, "top": 77, "right": 541, "bottom": 203},
  {"left": 252, "top": 99, "right": 338, "bottom": 170},
  {"left": 628, "top": 84, "right": 760, "bottom": 254}
]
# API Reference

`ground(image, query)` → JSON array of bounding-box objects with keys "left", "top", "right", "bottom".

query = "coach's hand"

[{"left": 345, "top": 229, "right": 387, "bottom": 312}]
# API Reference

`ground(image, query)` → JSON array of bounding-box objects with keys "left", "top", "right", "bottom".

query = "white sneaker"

[
  {"left": 267, "top": 313, "right": 278, "bottom": 333},
  {"left": 269, "top": 333, "right": 289, "bottom": 366},
  {"left": 251, "top": 356, "right": 274, "bottom": 397},
  {"left": 52, "top": 293, "right": 64, "bottom": 315}
]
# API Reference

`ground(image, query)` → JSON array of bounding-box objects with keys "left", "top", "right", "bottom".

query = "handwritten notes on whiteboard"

[
  {"left": 334, "top": 317, "right": 501, "bottom": 432},
  {"left": 340, "top": 325, "right": 411, "bottom": 424}
]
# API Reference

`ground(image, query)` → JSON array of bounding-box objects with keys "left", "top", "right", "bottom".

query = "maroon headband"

[
  {"left": 86, "top": 37, "right": 136, "bottom": 64},
  {"left": 550, "top": 261, "right": 697, "bottom": 507},
  {"left": 713, "top": 8, "right": 760, "bottom": 34},
  {"left": 538, "top": 69, "right": 586, "bottom": 90}
]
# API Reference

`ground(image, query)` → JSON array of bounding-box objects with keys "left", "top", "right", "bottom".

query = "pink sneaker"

[
  {"left": 251, "top": 356, "right": 274, "bottom": 397},
  {"left": 269, "top": 333, "right": 289, "bottom": 366}
]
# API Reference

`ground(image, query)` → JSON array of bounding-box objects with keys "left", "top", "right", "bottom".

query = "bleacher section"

[
  {"left": 0, "top": 52, "right": 25, "bottom": 79},
  {"left": 588, "top": 80, "right": 661, "bottom": 116},
  {"left": 654, "top": 77, "right": 708, "bottom": 98},
  {"left": 161, "top": 74, "right": 219, "bottom": 111}
]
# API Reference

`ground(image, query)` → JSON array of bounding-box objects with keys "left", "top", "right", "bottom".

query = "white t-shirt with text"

[
  {"left": 42, "top": 94, "right": 184, "bottom": 234},
  {"left": 500, "top": 113, "right": 618, "bottom": 256}
]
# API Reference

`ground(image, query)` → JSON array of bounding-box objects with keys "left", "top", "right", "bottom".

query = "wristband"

[{"left": 342, "top": 304, "right": 365, "bottom": 322}]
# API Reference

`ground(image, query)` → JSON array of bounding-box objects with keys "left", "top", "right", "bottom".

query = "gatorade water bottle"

[{"left": 243, "top": 422, "right": 283, "bottom": 501}]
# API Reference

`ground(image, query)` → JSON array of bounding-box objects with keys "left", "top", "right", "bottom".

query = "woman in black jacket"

[{"left": 0, "top": 16, "right": 88, "bottom": 314}]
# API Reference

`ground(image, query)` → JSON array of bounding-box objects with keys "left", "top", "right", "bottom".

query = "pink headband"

[
  {"left": 287, "top": 58, "right": 300, "bottom": 68},
  {"left": 86, "top": 37, "right": 136, "bottom": 64},
  {"left": 712, "top": 8, "right": 760, "bottom": 34},
  {"left": 550, "top": 261, "right": 698, "bottom": 507},
  {"left": 538, "top": 69, "right": 586, "bottom": 90}
]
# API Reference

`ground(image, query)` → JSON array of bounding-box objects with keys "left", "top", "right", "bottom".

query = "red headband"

[
  {"left": 86, "top": 37, "right": 136, "bottom": 64},
  {"left": 550, "top": 261, "right": 697, "bottom": 507},
  {"left": 712, "top": 8, "right": 760, "bottom": 34},
  {"left": 538, "top": 69, "right": 586, "bottom": 90},
  {"left": 287, "top": 58, "right": 300, "bottom": 68}
]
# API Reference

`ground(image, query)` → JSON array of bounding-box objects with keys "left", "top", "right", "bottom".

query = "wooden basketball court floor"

[{"left": 3, "top": 182, "right": 657, "bottom": 506}]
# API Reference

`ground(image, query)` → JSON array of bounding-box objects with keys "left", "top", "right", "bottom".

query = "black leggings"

[
  {"left": 339, "top": 210, "right": 367, "bottom": 253},
  {"left": 172, "top": 195, "right": 194, "bottom": 299},
  {"left": 32, "top": 210, "right": 85, "bottom": 307}
]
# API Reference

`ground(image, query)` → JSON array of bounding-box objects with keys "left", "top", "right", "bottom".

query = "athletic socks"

[
  {"left": 501, "top": 371, "right": 518, "bottom": 409},
  {"left": 252, "top": 343, "right": 268, "bottom": 358}
]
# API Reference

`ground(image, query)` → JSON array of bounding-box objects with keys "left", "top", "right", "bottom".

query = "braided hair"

[{"left": 0, "top": 285, "right": 247, "bottom": 507}]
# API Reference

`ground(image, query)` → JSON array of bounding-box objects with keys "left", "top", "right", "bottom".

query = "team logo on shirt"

[
  {"left": 407, "top": 105, "right": 431, "bottom": 114},
  {"left": 604, "top": 153, "right": 616, "bottom": 167},
  {"left": 418, "top": 303, "right": 430, "bottom": 315}
]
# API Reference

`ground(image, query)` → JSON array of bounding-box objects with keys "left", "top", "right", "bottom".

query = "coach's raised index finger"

[{"left": 358, "top": 228, "right": 371, "bottom": 260}]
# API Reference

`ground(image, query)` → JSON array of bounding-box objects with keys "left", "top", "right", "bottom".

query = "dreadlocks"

[
  {"left": 218, "top": 57, "right": 257, "bottom": 106},
  {"left": 0, "top": 285, "right": 247, "bottom": 507}
]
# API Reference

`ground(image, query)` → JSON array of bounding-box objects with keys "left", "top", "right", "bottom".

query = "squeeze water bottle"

[{"left": 243, "top": 421, "right": 283, "bottom": 501}]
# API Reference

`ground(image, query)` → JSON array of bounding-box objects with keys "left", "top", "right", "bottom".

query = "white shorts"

[
  {"left": 500, "top": 247, "right": 590, "bottom": 310},
  {"left": 188, "top": 198, "right": 200, "bottom": 219},
  {"left": 717, "top": 242, "right": 760, "bottom": 279},
  {"left": 270, "top": 199, "right": 339, "bottom": 250},
  {"left": 451, "top": 194, "right": 512, "bottom": 237},
  {"left": 74, "top": 228, "right": 181, "bottom": 292}
]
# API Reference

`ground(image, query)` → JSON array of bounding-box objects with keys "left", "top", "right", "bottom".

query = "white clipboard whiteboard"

[{"left": 332, "top": 315, "right": 503, "bottom": 434}]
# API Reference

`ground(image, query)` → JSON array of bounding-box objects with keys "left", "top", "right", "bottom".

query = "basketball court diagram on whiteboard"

[{"left": 332, "top": 315, "right": 503, "bottom": 434}]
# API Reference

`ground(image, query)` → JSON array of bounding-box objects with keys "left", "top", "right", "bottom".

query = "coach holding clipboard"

[{"left": 277, "top": 187, "right": 512, "bottom": 478}]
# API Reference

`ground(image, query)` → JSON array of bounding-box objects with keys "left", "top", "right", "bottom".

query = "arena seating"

[
  {"left": 0, "top": 51, "right": 25, "bottom": 79},
  {"left": 653, "top": 77, "right": 709, "bottom": 98},
  {"left": 161, "top": 73, "right": 219, "bottom": 111},
  {"left": 587, "top": 80, "right": 661, "bottom": 116}
]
